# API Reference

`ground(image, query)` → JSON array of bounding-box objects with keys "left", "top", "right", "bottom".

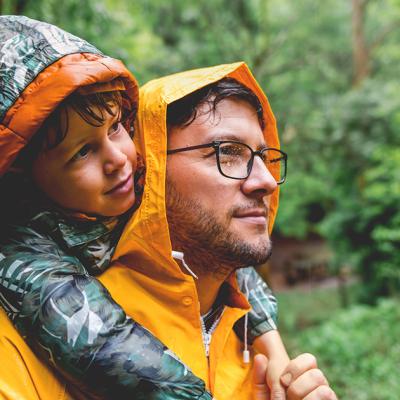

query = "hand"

[
  {"left": 252, "top": 331, "right": 290, "bottom": 400},
  {"left": 253, "top": 353, "right": 338, "bottom": 400},
  {"left": 280, "top": 353, "right": 337, "bottom": 400}
]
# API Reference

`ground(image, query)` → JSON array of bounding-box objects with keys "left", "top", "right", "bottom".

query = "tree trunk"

[
  {"left": 16, "top": 0, "right": 29, "bottom": 14},
  {"left": 0, "top": 0, "right": 29, "bottom": 14},
  {"left": 351, "top": 0, "right": 370, "bottom": 86}
]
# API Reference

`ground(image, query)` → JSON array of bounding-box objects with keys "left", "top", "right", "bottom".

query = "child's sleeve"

[
  {"left": 235, "top": 267, "right": 278, "bottom": 343},
  {"left": 0, "top": 226, "right": 212, "bottom": 400}
]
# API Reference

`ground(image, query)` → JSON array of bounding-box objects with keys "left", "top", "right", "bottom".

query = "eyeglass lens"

[{"left": 218, "top": 142, "right": 285, "bottom": 182}]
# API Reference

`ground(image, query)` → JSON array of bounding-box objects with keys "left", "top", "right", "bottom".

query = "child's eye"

[
  {"left": 71, "top": 144, "right": 91, "bottom": 161},
  {"left": 109, "top": 122, "right": 122, "bottom": 135}
]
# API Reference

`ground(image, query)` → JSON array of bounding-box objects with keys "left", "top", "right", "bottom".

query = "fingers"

[
  {"left": 280, "top": 354, "right": 337, "bottom": 400},
  {"left": 286, "top": 369, "right": 329, "bottom": 400},
  {"left": 280, "top": 353, "right": 318, "bottom": 387},
  {"left": 303, "top": 385, "right": 338, "bottom": 400},
  {"left": 253, "top": 354, "right": 270, "bottom": 400},
  {"left": 270, "top": 382, "right": 287, "bottom": 400}
]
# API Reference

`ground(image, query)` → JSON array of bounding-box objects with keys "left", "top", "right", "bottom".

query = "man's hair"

[{"left": 167, "top": 78, "right": 265, "bottom": 130}]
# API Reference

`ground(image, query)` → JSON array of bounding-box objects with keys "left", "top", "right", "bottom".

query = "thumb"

[
  {"left": 269, "top": 381, "right": 286, "bottom": 400},
  {"left": 253, "top": 354, "right": 270, "bottom": 400},
  {"left": 267, "top": 358, "right": 287, "bottom": 400}
]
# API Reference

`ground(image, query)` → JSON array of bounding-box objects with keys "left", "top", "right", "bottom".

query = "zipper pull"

[{"left": 204, "top": 332, "right": 212, "bottom": 357}]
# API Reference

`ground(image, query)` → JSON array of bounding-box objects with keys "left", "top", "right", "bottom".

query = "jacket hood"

[
  {"left": 0, "top": 15, "right": 138, "bottom": 176},
  {"left": 114, "top": 62, "right": 280, "bottom": 280}
]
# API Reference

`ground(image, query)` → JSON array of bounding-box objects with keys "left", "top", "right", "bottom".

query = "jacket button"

[{"left": 182, "top": 296, "right": 193, "bottom": 306}]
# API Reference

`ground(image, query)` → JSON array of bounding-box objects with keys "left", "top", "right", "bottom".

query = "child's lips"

[{"left": 105, "top": 174, "right": 133, "bottom": 195}]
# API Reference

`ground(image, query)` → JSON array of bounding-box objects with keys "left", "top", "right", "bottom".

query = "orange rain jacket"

[{"left": 97, "top": 62, "right": 281, "bottom": 399}]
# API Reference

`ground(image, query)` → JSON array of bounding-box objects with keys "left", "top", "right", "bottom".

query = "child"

[{"left": 0, "top": 16, "right": 287, "bottom": 400}]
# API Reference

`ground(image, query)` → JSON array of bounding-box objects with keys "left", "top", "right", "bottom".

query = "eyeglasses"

[{"left": 167, "top": 140, "right": 287, "bottom": 184}]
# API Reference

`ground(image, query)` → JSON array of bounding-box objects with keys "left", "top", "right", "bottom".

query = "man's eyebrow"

[
  {"left": 210, "top": 133, "right": 244, "bottom": 142},
  {"left": 210, "top": 133, "right": 267, "bottom": 149}
]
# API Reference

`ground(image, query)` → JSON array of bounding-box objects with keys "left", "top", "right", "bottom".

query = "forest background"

[{"left": 1, "top": 0, "right": 400, "bottom": 398}]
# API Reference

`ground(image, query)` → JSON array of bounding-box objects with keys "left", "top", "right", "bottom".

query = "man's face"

[
  {"left": 32, "top": 104, "right": 137, "bottom": 217},
  {"left": 166, "top": 98, "right": 278, "bottom": 276}
]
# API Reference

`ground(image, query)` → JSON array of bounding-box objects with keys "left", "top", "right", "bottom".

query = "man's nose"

[
  {"left": 103, "top": 142, "right": 127, "bottom": 175},
  {"left": 241, "top": 156, "right": 277, "bottom": 197}
]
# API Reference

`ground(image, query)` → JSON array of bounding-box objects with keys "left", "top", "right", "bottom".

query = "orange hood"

[
  {"left": 0, "top": 16, "right": 138, "bottom": 177},
  {"left": 114, "top": 62, "right": 280, "bottom": 270}
]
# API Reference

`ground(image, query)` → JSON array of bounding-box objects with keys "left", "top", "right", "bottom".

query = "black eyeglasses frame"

[{"left": 167, "top": 140, "right": 287, "bottom": 184}]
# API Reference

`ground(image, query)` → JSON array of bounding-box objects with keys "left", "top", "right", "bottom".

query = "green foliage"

[
  {"left": 316, "top": 82, "right": 400, "bottom": 300},
  {"left": 288, "top": 298, "right": 400, "bottom": 400},
  {"left": 8, "top": 0, "right": 400, "bottom": 299},
  {"left": 20, "top": 0, "right": 120, "bottom": 57},
  {"left": 276, "top": 283, "right": 361, "bottom": 337}
]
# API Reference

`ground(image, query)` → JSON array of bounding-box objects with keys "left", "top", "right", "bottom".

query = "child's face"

[{"left": 32, "top": 103, "right": 137, "bottom": 217}]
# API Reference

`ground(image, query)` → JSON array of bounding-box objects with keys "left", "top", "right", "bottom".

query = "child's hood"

[
  {"left": 113, "top": 62, "right": 281, "bottom": 280},
  {"left": 0, "top": 15, "right": 138, "bottom": 176}
]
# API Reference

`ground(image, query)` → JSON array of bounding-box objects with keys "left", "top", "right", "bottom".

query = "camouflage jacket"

[{"left": 0, "top": 201, "right": 277, "bottom": 399}]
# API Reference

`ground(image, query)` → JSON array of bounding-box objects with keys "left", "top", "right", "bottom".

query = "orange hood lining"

[{"left": 0, "top": 53, "right": 138, "bottom": 177}]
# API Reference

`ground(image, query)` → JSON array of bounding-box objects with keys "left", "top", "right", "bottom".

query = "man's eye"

[
  {"left": 220, "top": 144, "right": 245, "bottom": 156},
  {"left": 219, "top": 145, "right": 245, "bottom": 160},
  {"left": 71, "top": 144, "right": 91, "bottom": 161}
]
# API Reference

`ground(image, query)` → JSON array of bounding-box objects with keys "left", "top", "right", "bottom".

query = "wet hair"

[
  {"left": 167, "top": 77, "right": 265, "bottom": 130},
  {"left": 16, "top": 86, "right": 132, "bottom": 169}
]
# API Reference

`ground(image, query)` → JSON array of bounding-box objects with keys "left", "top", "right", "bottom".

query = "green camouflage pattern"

[
  {"left": 0, "top": 15, "right": 101, "bottom": 120},
  {"left": 0, "top": 202, "right": 211, "bottom": 399}
]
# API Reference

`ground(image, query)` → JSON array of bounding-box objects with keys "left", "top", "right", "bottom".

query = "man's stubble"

[{"left": 165, "top": 179, "right": 272, "bottom": 280}]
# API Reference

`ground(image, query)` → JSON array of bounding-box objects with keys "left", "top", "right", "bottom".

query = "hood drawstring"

[
  {"left": 243, "top": 273, "right": 250, "bottom": 364},
  {"left": 171, "top": 251, "right": 198, "bottom": 279}
]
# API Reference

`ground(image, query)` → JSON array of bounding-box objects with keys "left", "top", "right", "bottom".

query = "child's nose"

[{"left": 103, "top": 144, "right": 127, "bottom": 175}]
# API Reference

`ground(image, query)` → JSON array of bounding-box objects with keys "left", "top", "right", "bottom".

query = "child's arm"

[
  {"left": 236, "top": 267, "right": 290, "bottom": 398},
  {"left": 0, "top": 225, "right": 211, "bottom": 400}
]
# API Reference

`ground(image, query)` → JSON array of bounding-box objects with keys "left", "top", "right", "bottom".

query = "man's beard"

[{"left": 166, "top": 180, "right": 272, "bottom": 279}]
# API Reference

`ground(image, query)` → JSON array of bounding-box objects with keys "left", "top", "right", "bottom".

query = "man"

[{"left": 100, "top": 62, "right": 337, "bottom": 399}]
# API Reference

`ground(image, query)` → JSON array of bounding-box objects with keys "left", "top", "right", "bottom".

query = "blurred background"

[{"left": 1, "top": 0, "right": 399, "bottom": 398}]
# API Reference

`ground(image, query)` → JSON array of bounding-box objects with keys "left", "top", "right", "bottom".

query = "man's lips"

[
  {"left": 105, "top": 174, "right": 133, "bottom": 195},
  {"left": 233, "top": 209, "right": 268, "bottom": 225}
]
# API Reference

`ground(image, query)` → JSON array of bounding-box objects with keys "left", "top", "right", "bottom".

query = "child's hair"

[{"left": 17, "top": 83, "right": 131, "bottom": 169}]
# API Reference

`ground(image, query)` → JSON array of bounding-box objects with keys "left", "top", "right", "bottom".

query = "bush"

[{"left": 288, "top": 298, "right": 400, "bottom": 400}]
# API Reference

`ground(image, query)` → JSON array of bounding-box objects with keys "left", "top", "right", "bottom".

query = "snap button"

[{"left": 182, "top": 296, "right": 193, "bottom": 306}]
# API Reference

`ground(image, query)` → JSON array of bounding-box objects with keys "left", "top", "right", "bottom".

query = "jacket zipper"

[{"left": 200, "top": 309, "right": 224, "bottom": 357}]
